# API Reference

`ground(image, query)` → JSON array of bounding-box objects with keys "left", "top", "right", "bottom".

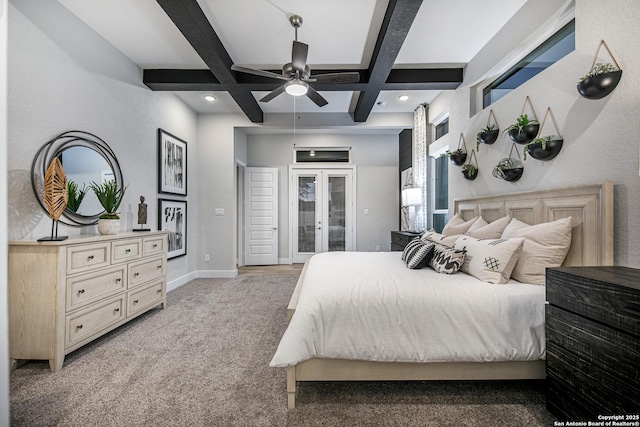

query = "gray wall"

[
  {"left": 429, "top": 0, "right": 640, "bottom": 268},
  {"left": 246, "top": 133, "right": 399, "bottom": 258},
  {"left": 7, "top": 1, "right": 199, "bottom": 285}
]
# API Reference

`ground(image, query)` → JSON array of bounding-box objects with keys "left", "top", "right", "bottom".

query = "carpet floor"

[{"left": 10, "top": 274, "right": 557, "bottom": 426}]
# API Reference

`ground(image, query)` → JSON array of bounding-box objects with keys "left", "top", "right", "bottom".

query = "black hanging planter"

[
  {"left": 450, "top": 152, "right": 467, "bottom": 166},
  {"left": 508, "top": 124, "right": 539, "bottom": 144},
  {"left": 477, "top": 110, "right": 500, "bottom": 147},
  {"left": 577, "top": 70, "right": 622, "bottom": 100},
  {"left": 462, "top": 168, "right": 478, "bottom": 180},
  {"left": 502, "top": 167, "right": 524, "bottom": 182},
  {"left": 577, "top": 40, "right": 623, "bottom": 100},
  {"left": 479, "top": 129, "right": 499, "bottom": 145},
  {"left": 526, "top": 139, "right": 563, "bottom": 161},
  {"left": 492, "top": 144, "right": 524, "bottom": 183},
  {"left": 461, "top": 150, "right": 479, "bottom": 181}
]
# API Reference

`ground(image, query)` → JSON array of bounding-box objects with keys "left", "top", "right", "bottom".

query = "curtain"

[{"left": 412, "top": 104, "right": 428, "bottom": 231}]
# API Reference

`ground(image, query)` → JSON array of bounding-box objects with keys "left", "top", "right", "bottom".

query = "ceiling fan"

[{"left": 231, "top": 15, "right": 360, "bottom": 107}]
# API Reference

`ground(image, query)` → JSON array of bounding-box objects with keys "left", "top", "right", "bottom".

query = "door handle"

[{"left": 272, "top": 227, "right": 278, "bottom": 230}]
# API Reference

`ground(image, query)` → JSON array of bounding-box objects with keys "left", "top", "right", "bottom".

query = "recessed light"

[
  {"left": 203, "top": 95, "right": 216, "bottom": 102},
  {"left": 397, "top": 95, "right": 410, "bottom": 101}
]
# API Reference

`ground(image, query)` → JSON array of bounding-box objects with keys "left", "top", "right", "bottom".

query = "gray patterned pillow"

[
  {"left": 401, "top": 237, "right": 423, "bottom": 262},
  {"left": 429, "top": 244, "right": 466, "bottom": 274},
  {"left": 406, "top": 241, "right": 435, "bottom": 269}
]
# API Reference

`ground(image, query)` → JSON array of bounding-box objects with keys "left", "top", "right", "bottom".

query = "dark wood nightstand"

[
  {"left": 546, "top": 267, "right": 640, "bottom": 420},
  {"left": 390, "top": 230, "right": 423, "bottom": 251}
]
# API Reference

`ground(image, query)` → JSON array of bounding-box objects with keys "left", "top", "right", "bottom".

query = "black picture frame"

[
  {"left": 158, "top": 129, "right": 187, "bottom": 196},
  {"left": 158, "top": 198, "right": 187, "bottom": 260}
]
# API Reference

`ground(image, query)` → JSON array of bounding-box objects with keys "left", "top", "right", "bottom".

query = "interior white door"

[
  {"left": 244, "top": 167, "right": 278, "bottom": 265},
  {"left": 291, "top": 168, "right": 354, "bottom": 263}
]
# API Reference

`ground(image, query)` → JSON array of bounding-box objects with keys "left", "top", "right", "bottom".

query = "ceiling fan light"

[
  {"left": 285, "top": 80, "right": 309, "bottom": 97},
  {"left": 203, "top": 94, "right": 216, "bottom": 102}
]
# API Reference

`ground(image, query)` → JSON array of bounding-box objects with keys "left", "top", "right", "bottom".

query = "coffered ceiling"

[{"left": 57, "top": 0, "right": 527, "bottom": 124}]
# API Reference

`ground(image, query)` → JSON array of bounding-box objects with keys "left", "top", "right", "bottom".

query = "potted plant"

[
  {"left": 492, "top": 157, "right": 524, "bottom": 182},
  {"left": 89, "top": 179, "right": 127, "bottom": 235},
  {"left": 445, "top": 148, "right": 467, "bottom": 166},
  {"left": 66, "top": 180, "right": 88, "bottom": 213},
  {"left": 503, "top": 114, "right": 539, "bottom": 144},
  {"left": 523, "top": 135, "right": 564, "bottom": 161},
  {"left": 461, "top": 163, "right": 478, "bottom": 181},
  {"left": 476, "top": 124, "right": 499, "bottom": 149},
  {"left": 577, "top": 62, "right": 622, "bottom": 100}
]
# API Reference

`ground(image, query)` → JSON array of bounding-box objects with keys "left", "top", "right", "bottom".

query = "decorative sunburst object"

[{"left": 38, "top": 158, "right": 69, "bottom": 241}]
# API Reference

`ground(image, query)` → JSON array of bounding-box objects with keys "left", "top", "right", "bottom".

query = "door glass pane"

[
  {"left": 327, "top": 176, "right": 346, "bottom": 251},
  {"left": 298, "top": 176, "right": 316, "bottom": 253}
]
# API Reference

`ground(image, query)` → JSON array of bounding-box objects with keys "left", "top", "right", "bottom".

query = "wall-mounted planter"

[
  {"left": 526, "top": 139, "right": 563, "bottom": 161},
  {"left": 577, "top": 70, "right": 622, "bottom": 99},
  {"left": 450, "top": 152, "right": 467, "bottom": 166},
  {"left": 507, "top": 124, "right": 539, "bottom": 144},
  {"left": 492, "top": 144, "right": 524, "bottom": 182},
  {"left": 502, "top": 167, "right": 524, "bottom": 182},
  {"left": 477, "top": 110, "right": 499, "bottom": 149},
  {"left": 577, "top": 40, "right": 623, "bottom": 100},
  {"left": 461, "top": 150, "right": 478, "bottom": 181}
]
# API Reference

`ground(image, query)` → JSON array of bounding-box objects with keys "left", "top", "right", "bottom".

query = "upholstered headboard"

[{"left": 454, "top": 182, "right": 614, "bottom": 267}]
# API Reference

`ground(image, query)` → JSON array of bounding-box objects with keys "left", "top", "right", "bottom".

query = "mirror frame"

[{"left": 31, "top": 130, "right": 123, "bottom": 226}]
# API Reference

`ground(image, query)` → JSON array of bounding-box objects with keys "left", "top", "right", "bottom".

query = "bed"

[{"left": 276, "top": 183, "right": 614, "bottom": 409}]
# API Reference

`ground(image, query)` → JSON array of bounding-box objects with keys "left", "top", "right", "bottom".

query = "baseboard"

[
  {"left": 196, "top": 269, "right": 238, "bottom": 279},
  {"left": 167, "top": 271, "right": 197, "bottom": 292},
  {"left": 278, "top": 258, "right": 292, "bottom": 265}
]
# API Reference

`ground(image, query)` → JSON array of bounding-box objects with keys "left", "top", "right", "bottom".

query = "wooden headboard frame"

[{"left": 454, "top": 182, "right": 614, "bottom": 267}]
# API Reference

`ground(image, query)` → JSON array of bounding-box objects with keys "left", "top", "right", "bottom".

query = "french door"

[{"left": 290, "top": 167, "right": 355, "bottom": 263}]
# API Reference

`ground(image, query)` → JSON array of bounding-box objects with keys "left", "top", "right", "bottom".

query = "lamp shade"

[{"left": 401, "top": 188, "right": 422, "bottom": 206}]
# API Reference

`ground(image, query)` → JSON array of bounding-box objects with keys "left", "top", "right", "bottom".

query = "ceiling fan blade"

[
  {"left": 259, "top": 85, "right": 286, "bottom": 102},
  {"left": 291, "top": 41, "right": 308, "bottom": 72},
  {"left": 231, "top": 65, "right": 289, "bottom": 81},
  {"left": 308, "top": 72, "right": 360, "bottom": 83},
  {"left": 305, "top": 86, "right": 328, "bottom": 107}
]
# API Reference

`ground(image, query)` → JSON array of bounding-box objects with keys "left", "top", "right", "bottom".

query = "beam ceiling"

[{"left": 148, "top": 0, "right": 463, "bottom": 123}]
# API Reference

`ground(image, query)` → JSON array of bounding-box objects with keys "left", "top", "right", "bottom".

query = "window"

[
  {"left": 428, "top": 153, "right": 448, "bottom": 232},
  {"left": 435, "top": 118, "right": 449, "bottom": 140},
  {"left": 483, "top": 19, "right": 575, "bottom": 108},
  {"left": 295, "top": 149, "right": 350, "bottom": 163}
]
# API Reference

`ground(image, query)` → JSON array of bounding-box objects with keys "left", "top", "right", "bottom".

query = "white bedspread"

[{"left": 270, "top": 251, "right": 546, "bottom": 367}]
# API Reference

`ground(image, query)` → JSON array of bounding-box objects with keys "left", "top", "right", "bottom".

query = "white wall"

[
  {"left": 7, "top": 0, "right": 199, "bottom": 285},
  {"left": 246, "top": 133, "right": 399, "bottom": 258},
  {"left": 1, "top": 0, "right": 10, "bottom": 422},
  {"left": 429, "top": 0, "right": 640, "bottom": 267}
]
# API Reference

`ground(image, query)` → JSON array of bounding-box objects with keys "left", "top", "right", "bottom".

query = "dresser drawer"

[
  {"left": 127, "top": 279, "right": 164, "bottom": 317},
  {"left": 143, "top": 236, "right": 165, "bottom": 256},
  {"left": 547, "top": 267, "right": 640, "bottom": 336},
  {"left": 65, "top": 295, "right": 125, "bottom": 348},
  {"left": 66, "top": 266, "right": 126, "bottom": 312},
  {"left": 111, "top": 238, "right": 142, "bottom": 264},
  {"left": 67, "top": 243, "right": 110, "bottom": 274},
  {"left": 128, "top": 256, "right": 165, "bottom": 288}
]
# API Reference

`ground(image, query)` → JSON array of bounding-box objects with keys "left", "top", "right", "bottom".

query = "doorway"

[{"left": 289, "top": 166, "right": 355, "bottom": 263}]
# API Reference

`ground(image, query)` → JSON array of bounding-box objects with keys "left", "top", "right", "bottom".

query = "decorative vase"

[
  {"left": 508, "top": 124, "right": 539, "bottom": 144},
  {"left": 577, "top": 70, "right": 622, "bottom": 100},
  {"left": 98, "top": 218, "right": 121, "bottom": 235}
]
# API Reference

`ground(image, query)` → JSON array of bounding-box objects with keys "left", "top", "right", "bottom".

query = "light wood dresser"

[{"left": 9, "top": 231, "right": 168, "bottom": 372}]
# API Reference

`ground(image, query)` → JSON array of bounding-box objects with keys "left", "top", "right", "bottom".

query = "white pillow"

[
  {"left": 466, "top": 215, "right": 511, "bottom": 239},
  {"left": 453, "top": 236, "right": 524, "bottom": 284},
  {"left": 441, "top": 213, "right": 479, "bottom": 236},
  {"left": 501, "top": 217, "right": 573, "bottom": 285},
  {"left": 421, "top": 230, "right": 460, "bottom": 247}
]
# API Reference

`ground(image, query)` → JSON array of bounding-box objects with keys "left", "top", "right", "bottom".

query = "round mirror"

[{"left": 31, "top": 131, "right": 123, "bottom": 226}]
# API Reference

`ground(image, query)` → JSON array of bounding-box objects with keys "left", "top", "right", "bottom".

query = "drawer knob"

[
  {"left": 133, "top": 299, "right": 139, "bottom": 304},
  {"left": 114, "top": 308, "right": 120, "bottom": 313},
  {"left": 116, "top": 278, "right": 122, "bottom": 283},
  {"left": 125, "top": 249, "right": 131, "bottom": 253},
  {"left": 134, "top": 273, "right": 139, "bottom": 277},
  {"left": 78, "top": 289, "right": 85, "bottom": 294},
  {"left": 157, "top": 290, "right": 162, "bottom": 294},
  {"left": 76, "top": 324, "right": 83, "bottom": 330},
  {"left": 153, "top": 244, "right": 158, "bottom": 248},
  {"left": 87, "top": 255, "right": 94, "bottom": 261},
  {"left": 156, "top": 265, "right": 162, "bottom": 270}
]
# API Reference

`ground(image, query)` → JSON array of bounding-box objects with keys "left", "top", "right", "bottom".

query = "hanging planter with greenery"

[
  {"left": 492, "top": 144, "right": 524, "bottom": 182},
  {"left": 523, "top": 107, "right": 564, "bottom": 161},
  {"left": 476, "top": 110, "right": 500, "bottom": 149},
  {"left": 577, "top": 40, "right": 623, "bottom": 100},
  {"left": 503, "top": 96, "right": 539, "bottom": 144},
  {"left": 445, "top": 134, "right": 468, "bottom": 166},
  {"left": 461, "top": 149, "right": 479, "bottom": 181}
]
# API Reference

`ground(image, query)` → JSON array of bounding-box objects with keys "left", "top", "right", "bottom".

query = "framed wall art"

[
  {"left": 158, "top": 198, "right": 187, "bottom": 259},
  {"left": 158, "top": 129, "right": 187, "bottom": 196}
]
